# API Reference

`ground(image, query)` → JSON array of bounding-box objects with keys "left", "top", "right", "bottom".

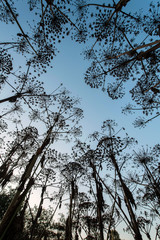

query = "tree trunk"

[
  {"left": 90, "top": 162, "right": 104, "bottom": 240},
  {"left": 65, "top": 181, "right": 74, "bottom": 240},
  {"left": 0, "top": 126, "right": 53, "bottom": 239},
  {"left": 0, "top": 178, "right": 34, "bottom": 240},
  {"left": 110, "top": 154, "right": 143, "bottom": 240}
]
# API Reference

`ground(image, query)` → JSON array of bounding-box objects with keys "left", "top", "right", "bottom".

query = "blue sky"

[
  {"left": 45, "top": 35, "right": 160, "bottom": 151},
  {"left": 40, "top": 0, "right": 160, "bottom": 151}
]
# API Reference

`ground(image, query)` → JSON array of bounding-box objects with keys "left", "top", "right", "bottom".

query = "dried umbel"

[{"left": 0, "top": 49, "right": 13, "bottom": 75}]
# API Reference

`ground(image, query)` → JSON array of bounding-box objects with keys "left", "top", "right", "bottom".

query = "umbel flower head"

[{"left": 133, "top": 147, "right": 153, "bottom": 165}]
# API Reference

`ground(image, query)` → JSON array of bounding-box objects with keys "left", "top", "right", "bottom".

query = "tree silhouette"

[
  {"left": 1, "top": 0, "right": 160, "bottom": 124},
  {"left": 110, "top": 229, "right": 121, "bottom": 240},
  {"left": 73, "top": 120, "right": 160, "bottom": 240},
  {"left": 74, "top": 1, "right": 160, "bottom": 125},
  {"left": 0, "top": 1, "right": 160, "bottom": 239},
  {"left": 0, "top": 88, "right": 83, "bottom": 238}
]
